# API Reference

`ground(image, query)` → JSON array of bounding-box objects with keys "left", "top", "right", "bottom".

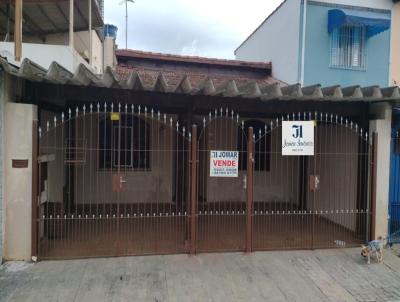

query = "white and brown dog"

[{"left": 361, "top": 237, "right": 384, "bottom": 264}]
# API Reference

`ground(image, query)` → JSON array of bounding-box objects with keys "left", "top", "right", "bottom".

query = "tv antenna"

[{"left": 119, "top": 0, "right": 135, "bottom": 49}]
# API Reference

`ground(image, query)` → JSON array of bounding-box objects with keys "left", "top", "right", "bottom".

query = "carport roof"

[
  {"left": 1, "top": 57, "right": 399, "bottom": 102},
  {"left": 0, "top": 0, "right": 103, "bottom": 37}
]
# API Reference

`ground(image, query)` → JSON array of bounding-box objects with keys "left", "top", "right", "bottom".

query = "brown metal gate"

[
  {"left": 37, "top": 104, "right": 191, "bottom": 259},
  {"left": 35, "top": 106, "right": 375, "bottom": 259},
  {"left": 251, "top": 113, "right": 373, "bottom": 251}
]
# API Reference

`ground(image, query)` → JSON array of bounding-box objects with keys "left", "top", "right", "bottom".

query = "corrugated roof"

[
  {"left": 0, "top": 1, "right": 103, "bottom": 37},
  {"left": 0, "top": 57, "right": 399, "bottom": 102}
]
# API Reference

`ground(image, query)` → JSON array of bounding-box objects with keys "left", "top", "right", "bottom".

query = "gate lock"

[{"left": 309, "top": 175, "right": 320, "bottom": 192}]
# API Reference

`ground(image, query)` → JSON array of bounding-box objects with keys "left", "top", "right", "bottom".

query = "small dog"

[{"left": 361, "top": 237, "right": 384, "bottom": 264}]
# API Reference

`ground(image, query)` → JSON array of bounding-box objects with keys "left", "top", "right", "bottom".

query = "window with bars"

[{"left": 330, "top": 25, "right": 367, "bottom": 70}]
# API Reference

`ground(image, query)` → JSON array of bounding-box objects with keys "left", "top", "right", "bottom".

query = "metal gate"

[
  {"left": 389, "top": 130, "right": 400, "bottom": 243},
  {"left": 252, "top": 113, "right": 373, "bottom": 250},
  {"left": 36, "top": 106, "right": 375, "bottom": 259},
  {"left": 38, "top": 104, "right": 191, "bottom": 259}
]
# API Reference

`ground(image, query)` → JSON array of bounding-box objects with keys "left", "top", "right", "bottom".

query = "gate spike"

[
  {"left": 203, "top": 117, "right": 206, "bottom": 127},
  {"left": 157, "top": 111, "right": 160, "bottom": 120},
  {"left": 345, "top": 119, "right": 348, "bottom": 127},
  {"left": 125, "top": 104, "right": 128, "bottom": 113},
  {"left": 330, "top": 113, "right": 333, "bottom": 122},
  {"left": 144, "top": 106, "right": 147, "bottom": 116},
  {"left": 276, "top": 118, "right": 279, "bottom": 126},
  {"left": 47, "top": 121, "right": 50, "bottom": 131},
  {"left": 75, "top": 107, "right": 78, "bottom": 117},
  {"left": 309, "top": 112, "right": 312, "bottom": 120},
  {"left": 111, "top": 103, "right": 114, "bottom": 112},
  {"left": 138, "top": 105, "right": 141, "bottom": 114},
  {"left": 131, "top": 104, "right": 135, "bottom": 113},
  {"left": 350, "top": 121, "right": 353, "bottom": 129},
  {"left": 303, "top": 112, "right": 306, "bottom": 120},
  {"left": 214, "top": 109, "right": 217, "bottom": 117},
  {"left": 189, "top": 131, "right": 192, "bottom": 141},
  {"left": 83, "top": 104, "right": 86, "bottom": 114},
  {"left": 39, "top": 127, "right": 42, "bottom": 138},
  {"left": 298, "top": 112, "right": 301, "bottom": 120},
  {"left": 340, "top": 116, "right": 343, "bottom": 124},
  {"left": 97, "top": 102, "right": 100, "bottom": 113},
  {"left": 292, "top": 113, "right": 295, "bottom": 120},
  {"left": 355, "top": 124, "right": 358, "bottom": 133},
  {"left": 68, "top": 108, "right": 72, "bottom": 118},
  {"left": 183, "top": 126, "right": 186, "bottom": 135},
  {"left": 176, "top": 121, "right": 179, "bottom": 129},
  {"left": 170, "top": 117, "right": 173, "bottom": 126},
  {"left": 220, "top": 107, "right": 223, "bottom": 116},
  {"left": 163, "top": 114, "right": 166, "bottom": 124},
  {"left": 253, "top": 134, "right": 256, "bottom": 141},
  {"left": 241, "top": 120, "right": 244, "bottom": 128},
  {"left": 365, "top": 131, "right": 368, "bottom": 139},
  {"left": 335, "top": 115, "right": 338, "bottom": 123},
  {"left": 236, "top": 114, "right": 239, "bottom": 123},
  {"left": 320, "top": 112, "right": 323, "bottom": 120},
  {"left": 270, "top": 120, "right": 273, "bottom": 129},
  {"left": 226, "top": 107, "right": 228, "bottom": 117},
  {"left": 258, "top": 128, "right": 262, "bottom": 139},
  {"left": 360, "top": 128, "right": 363, "bottom": 138},
  {"left": 61, "top": 112, "right": 64, "bottom": 123},
  {"left": 314, "top": 111, "right": 318, "bottom": 120},
  {"left": 209, "top": 112, "right": 212, "bottom": 121},
  {"left": 104, "top": 102, "right": 107, "bottom": 112},
  {"left": 325, "top": 113, "right": 328, "bottom": 121},
  {"left": 54, "top": 116, "right": 57, "bottom": 127},
  {"left": 118, "top": 103, "right": 121, "bottom": 113},
  {"left": 265, "top": 124, "right": 267, "bottom": 133},
  {"left": 90, "top": 103, "right": 93, "bottom": 113},
  {"left": 231, "top": 110, "right": 234, "bottom": 120}
]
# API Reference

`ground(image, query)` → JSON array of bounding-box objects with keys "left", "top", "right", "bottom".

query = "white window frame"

[{"left": 330, "top": 24, "right": 367, "bottom": 71}]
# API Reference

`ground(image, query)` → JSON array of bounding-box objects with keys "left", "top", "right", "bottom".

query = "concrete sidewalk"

[{"left": 2, "top": 248, "right": 400, "bottom": 302}]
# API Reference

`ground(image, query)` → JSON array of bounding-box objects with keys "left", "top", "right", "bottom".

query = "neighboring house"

[
  {"left": 391, "top": 0, "right": 400, "bottom": 85},
  {"left": 235, "top": 0, "right": 393, "bottom": 87},
  {"left": 0, "top": 48, "right": 397, "bottom": 261},
  {"left": 0, "top": 1, "right": 109, "bottom": 74}
]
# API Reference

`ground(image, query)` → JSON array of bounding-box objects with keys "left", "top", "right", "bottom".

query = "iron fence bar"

[
  {"left": 190, "top": 125, "right": 197, "bottom": 254},
  {"left": 246, "top": 127, "right": 254, "bottom": 253}
]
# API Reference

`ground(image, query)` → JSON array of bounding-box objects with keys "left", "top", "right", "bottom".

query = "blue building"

[{"left": 235, "top": 0, "right": 392, "bottom": 87}]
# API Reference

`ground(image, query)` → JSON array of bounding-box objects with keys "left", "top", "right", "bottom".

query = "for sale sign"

[
  {"left": 282, "top": 121, "right": 315, "bottom": 156},
  {"left": 210, "top": 151, "right": 239, "bottom": 177}
]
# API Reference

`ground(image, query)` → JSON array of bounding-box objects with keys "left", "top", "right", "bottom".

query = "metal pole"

[
  {"left": 88, "top": 0, "right": 92, "bottom": 66},
  {"left": 69, "top": 0, "right": 74, "bottom": 48},
  {"left": 369, "top": 132, "right": 378, "bottom": 240},
  {"left": 190, "top": 125, "right": 197, "bottom": 254},
  {"left": 246, "top": 127, "right": 254, "bottom": 253},
  {"left": 14, "top": 0, "right": 22, "bottom": 61},
  {"left": 125, "top": 1, "right": 128, "bottom": 49},
  {"left": 31, "top": 120, "right": 39, "bottom": 261}
]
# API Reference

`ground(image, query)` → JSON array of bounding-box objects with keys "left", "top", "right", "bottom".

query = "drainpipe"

[
  {"left": 69, "top": 0, "right": 74, "bottom": 48},
  {"left": 300, "top": 0, "right": 307, "bottom": 86}
]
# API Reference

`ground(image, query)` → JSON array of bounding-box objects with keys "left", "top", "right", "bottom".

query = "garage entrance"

[{"left": 36, "top": 106, "right": 375, "bottom": 259}]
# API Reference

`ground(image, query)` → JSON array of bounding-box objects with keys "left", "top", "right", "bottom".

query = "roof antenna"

[{"left": 119, "top": 0, "right": 135, "bottom": 49}]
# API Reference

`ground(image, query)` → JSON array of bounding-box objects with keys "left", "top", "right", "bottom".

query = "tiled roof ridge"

[{"left": 116, "top": 49, "right": 271, "bottom": 69}]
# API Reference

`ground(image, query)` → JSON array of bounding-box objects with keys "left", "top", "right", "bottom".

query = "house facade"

[
  {"left": 0, "top": 47, "right": 397, "bottom": 261},
  {"left": 235, "top": 0, "right": 393, "bottom": 87}
]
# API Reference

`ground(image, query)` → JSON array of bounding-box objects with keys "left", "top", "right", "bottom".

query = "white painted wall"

[
  {"left": 4, "top": 103, "right": 38, "bottom": 261},
  {"left": 0, "top": 42, "right": 91, "bottom": 74},
  {"left": 235, "top": 0, "right": 302, "bottom": 84},
  {"left": 313, "top": 0, "right": 393, "bottom": 10},
  {"left": 369, "top": 103, "right": 392, "bottom": 240}
]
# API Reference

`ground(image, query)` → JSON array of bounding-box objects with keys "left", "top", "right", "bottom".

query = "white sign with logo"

[
  {"left": 210, "top": 151, "right": 239, "bottom": 177},
  {"left": 282, "top": 121, "right": 315, "bottom": 156}
]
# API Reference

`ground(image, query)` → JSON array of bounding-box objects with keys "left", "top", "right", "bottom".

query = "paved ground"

[{"left": 2, "top": 249, "right": 400, "bottom": 302}]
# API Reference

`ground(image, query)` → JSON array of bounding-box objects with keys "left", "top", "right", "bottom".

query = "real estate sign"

[
  {"left": 210, "top": 151, "right": 239, "bottom": 177},
  {"left": 282, "top": 121, "right": 315, "bottom": 156}
]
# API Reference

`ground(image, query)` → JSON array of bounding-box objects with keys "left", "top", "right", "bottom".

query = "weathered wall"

[
  {"left": 41, "top": 113, "right": 176, "bottom": 206},
  {"left": 370, "top": 103, "right": 392, "bottom": 240},
  {"left": 4, "top": 102, "right": 37, "bottom": 261}
]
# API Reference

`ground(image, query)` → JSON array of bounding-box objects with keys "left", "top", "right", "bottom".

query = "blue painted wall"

[
  {"left": 303, "top": 3, "right": 391, "bottom": 87},
  {"left": 389, "top": 111, "right": 400, "bottom": 242}
]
